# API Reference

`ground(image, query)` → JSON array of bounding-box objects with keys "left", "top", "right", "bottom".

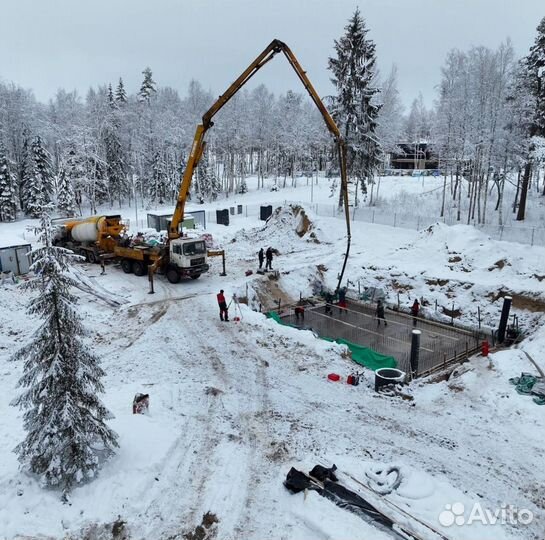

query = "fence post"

[
  {"left": 393, "top": 213, "right": 397, "bottom": 227},
  {"left": 477, "top": 306, "right": 481, "bottom": 329},
  {"left": 451, "top": 302, "right": 455, "bottom": 326},
  {"left": 410, "top": 330, "right": 421, "bottom": 378},
  {"left": 372, "top": 210, "right": 375, "bottom": 224},
  {"left": 397, "top": 292, "right": 400, "bottom": 310},
  {"left": 531, "top": 228, "right": 535, "bottom": 246},
  {"left": 435, "top": 299, "right": 437, "bottom": 312}
]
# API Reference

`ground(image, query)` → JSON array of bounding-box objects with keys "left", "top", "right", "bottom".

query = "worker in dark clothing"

[
  {"left": 217, "top": 289, "right": 229, "bottom": 321},
  {"left": 258, "top": 248, "right": 264, "bottom": 269},
  {"left": 265, "top": 247, "right": 273, "bottom": 270},
  {"left": 338, "top": 287, "right": 347, "bottom": 315},
  {"left": 324, "top": 291, "right": 333, "bottom": 315},
  {"left": 294, "top": 305, "right": 305, "bottom": 321},
  {"left": 376, "top": 299, "right": 387, "bottom": 326},
  {"left": 411, "top": 299, "right": 420, "bottom": 326}
]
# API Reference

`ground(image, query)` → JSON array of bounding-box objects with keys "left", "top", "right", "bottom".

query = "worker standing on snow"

[
  {"left": 258, "top": 247, "right": 264, "bottom": 269},
  {"left": 217, "top": 289, "right": 229, "bottom": 321},
  {"left": 411, "top": 299, "right": 420, "bottom": 326},
  {"left": 376, "top": 299, "right": 387, "bottom": 326},
  {"left": 265, "top": 247, "right": 273, "bottom": 270}
]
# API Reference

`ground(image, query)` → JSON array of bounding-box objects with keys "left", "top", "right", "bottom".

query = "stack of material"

[{"left": 509, "top": 372, "right": 545, "bottom": 405}]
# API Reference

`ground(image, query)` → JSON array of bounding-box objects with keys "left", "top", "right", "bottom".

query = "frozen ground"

[{"left": 0, "top": 178, "right": 544, "bottom": 540}]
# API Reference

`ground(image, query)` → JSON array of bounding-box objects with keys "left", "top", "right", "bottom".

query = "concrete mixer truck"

[{"left": 52, "top": 215, "right": 210, "bottom": 282}]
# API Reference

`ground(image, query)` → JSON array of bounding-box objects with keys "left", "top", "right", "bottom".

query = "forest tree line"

[{"left": 0, "top": 13, "right": 544, "bottom": 224}]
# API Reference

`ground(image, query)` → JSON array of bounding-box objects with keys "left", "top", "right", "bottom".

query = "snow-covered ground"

[{"left": 0, "top": 178, "right": 544, "bottom": 540}]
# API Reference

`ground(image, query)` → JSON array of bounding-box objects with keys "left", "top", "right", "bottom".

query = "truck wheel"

[
  {"left": 191, "top": 274, "right": 201, "bottom": 280},
  {"left": 78, "top": 248, "right": 88, "bottom": 261},
  {"left": 121, "top": 259, "right": 133, "bottom": 274},
  {"left": 87, "top": 251, "right": 97, "bottom": 264},
  {"left": 166, "top": 268, "right": 180, "bottom": 284},
  {"left": 133, "top": 261, "right": 146, "bottom": 276}
]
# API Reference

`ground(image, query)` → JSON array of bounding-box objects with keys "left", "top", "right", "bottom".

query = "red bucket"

[{"left": 328, "top": 373, "right": 341, "bottom": 382}]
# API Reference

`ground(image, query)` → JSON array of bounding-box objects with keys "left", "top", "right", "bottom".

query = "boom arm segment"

[{"left": 169, "top": 39, "right": 351, "bottom": 292}]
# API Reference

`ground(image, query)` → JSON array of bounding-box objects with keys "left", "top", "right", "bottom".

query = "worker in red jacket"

[{"left": 217, "top": 289, "right": 229, "bottom": 321}]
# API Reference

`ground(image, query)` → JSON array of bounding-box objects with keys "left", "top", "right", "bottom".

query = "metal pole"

[
  {"left": 497, "top": 295, "right": 512, "bottom": 344},
  {"left": 148, "top": 268, "right": 155, "bottom": 295},
  {"left": 477, "top": 306, "right": 481, "bottom": 329},
  {"left": 410, "top": 330, "right": 421, "bottom": 378}
]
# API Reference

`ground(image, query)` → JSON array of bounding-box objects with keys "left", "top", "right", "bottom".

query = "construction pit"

[{"left": 274, "top": 297, "right": 484, "bottom": 377}]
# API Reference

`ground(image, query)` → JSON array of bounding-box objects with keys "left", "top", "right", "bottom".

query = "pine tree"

[
  {"left": 526, "top": 16, "right": 545, "bottom": 138},
  {"left": 0, "top": 147, "right": 17, "bottom": 221},
  {"left": 107, "top": 84, "right": 116, "bottom": 109},
  {"left": 21, "top": 136, "right": 54, "bottom": 218},
  {"left": 115, "top": 78, "right": 127, "bottom": 104},
  {"left": 103, "top": 110, "right": 127, "bottom": 207},
  {"left": 515, "top": 16, "right": 545, "bottom": 219},
  {"left": 56, "top": 165, "right": 76, "bottom": 217},
  {"left": 138, "top": 67, "right": 157, "bottom": 103},
  {"left": 11, "top": 210, "right": 118, "bottom": 496},
  {"left": 148, "top": 151, "right": 167, "bottom": 204},
  {"left": 328, "top": 8, "right": 381, "bottom": 207},
  {"left": 194, "top": 150, "right": 221, "bottom": 202},
  {"left": 19, "top": 133, "right": 32, "bottom": 213}
]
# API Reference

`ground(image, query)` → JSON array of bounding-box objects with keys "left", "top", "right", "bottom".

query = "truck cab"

[{"left": 167, "top": 237, "right": 210, "bottom": 283}]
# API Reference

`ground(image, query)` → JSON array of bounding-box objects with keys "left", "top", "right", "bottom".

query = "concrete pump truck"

[{"left": 54, "top": 39, "right": 351, "bottom": 291}]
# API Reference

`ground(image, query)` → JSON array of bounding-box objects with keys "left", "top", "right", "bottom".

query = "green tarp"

[{"left": 266, "top": 312, "right": 397, "bottom": 371}]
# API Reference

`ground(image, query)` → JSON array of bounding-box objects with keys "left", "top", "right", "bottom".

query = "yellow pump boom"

[{"left": 168, "top": 39, "right": 351, "bottom": 292}]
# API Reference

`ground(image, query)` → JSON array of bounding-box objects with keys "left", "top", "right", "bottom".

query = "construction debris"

[{"left": 509, "top": 372, "right": 545, "bottom": 405}]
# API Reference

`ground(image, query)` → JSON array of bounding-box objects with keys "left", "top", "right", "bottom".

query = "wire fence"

[
  {"left": 203, "top": 201, "right": 545, "bottom": 247},
  {"left": 126, "top": 200, "right": 544, "bottom": 246}
]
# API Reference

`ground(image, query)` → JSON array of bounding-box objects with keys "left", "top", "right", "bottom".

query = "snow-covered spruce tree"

[
  {"left": 194, "top": 149, "right": 221, "bottom": 202},
  {"left": 148, "top": 151, "right": 167, "bottom": 204},
  {"left": 11, "top": 211, "right": 118, "bottom": 496},
  {"left": 103, "top": 100, "right": 127, "bottom": 208},
  {"left": 115, "top": 78, "right": 127, "bottom": 104},
  {"left": 328, "top": 8, "right": 381, "bottom": 207},
  {"left": 138, "top": 67, "right": 157, "bottom": 104},
  {"left": 0, "top": 146, "right": 18, "bottom": 221},
  {"left": 21, "top": 136, "right": 54, "bottom": 218},
  {"left": 56, "top": 165, "right": 76, "bottom": 217},
  {"left": 513, "top": 16, "right": 545, "bottom": 219}
]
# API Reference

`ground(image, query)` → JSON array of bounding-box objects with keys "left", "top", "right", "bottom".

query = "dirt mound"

[
  {"left": 268, "top": 205, "right": 320, "bottom": 242},
  {"left": 233, "top": 204, "right": 322, "bottom": 248}
]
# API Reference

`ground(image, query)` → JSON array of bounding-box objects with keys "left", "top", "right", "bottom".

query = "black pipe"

[
  {"left": 410, "top": 330, "right": 421, "bottom": 377},
  {"left": 497, "top": 296, "right": 512, "bottom": 344}
]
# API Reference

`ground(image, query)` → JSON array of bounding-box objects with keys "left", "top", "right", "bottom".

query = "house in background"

[{"left": 388, "top": 143, "right": 439, "bottom": 172}]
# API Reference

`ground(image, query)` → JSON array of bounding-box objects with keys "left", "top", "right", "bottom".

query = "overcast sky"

[{"left": 1, "top": 0, "right": 543, "bottom": 110}]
